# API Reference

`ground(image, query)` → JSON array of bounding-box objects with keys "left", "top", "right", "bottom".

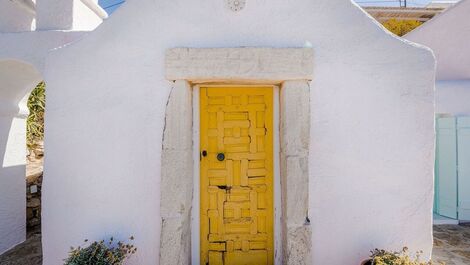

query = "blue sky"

[
  {"left": 98, "top": 0, "right": 433, "bottom": 15},
  {"left": 98, "top": 0, "right": 125, "bottom": 14}
]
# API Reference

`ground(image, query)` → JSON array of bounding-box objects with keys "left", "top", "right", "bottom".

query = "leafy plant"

[
  {"left": 64, "top": 237, "right": 137, "bottom": 265},
  {"left": 26, "top": 81, "right": 45, "bottom": 153},
  {"left": 382, "top": 19, "right": 423, "bottom": 36},
  {"left": 368, "top": 247, "right": 443, "bottom": 265}
]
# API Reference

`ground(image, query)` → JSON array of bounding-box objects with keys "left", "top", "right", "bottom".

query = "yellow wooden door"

[{"left": 200, "top": 87, "right": 274, "bottom": 265}]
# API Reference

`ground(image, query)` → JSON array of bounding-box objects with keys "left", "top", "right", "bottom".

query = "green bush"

[
  {"left": 64, "top": 237, "right": 137, "bottom": 265},
  {"left": 27, "top": 81, "right": 45, "bottom": 153}
]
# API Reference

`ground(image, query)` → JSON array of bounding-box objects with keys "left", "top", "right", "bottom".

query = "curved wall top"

[{"left": 405, "top": 0, "right": 470, "bottom": 80}]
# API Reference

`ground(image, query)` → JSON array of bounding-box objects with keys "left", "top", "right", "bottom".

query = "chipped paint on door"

[{"left": 200, "top": 87, "right": 274, "bottom": 265}]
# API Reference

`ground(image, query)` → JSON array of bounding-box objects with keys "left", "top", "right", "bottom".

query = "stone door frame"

[{"left": 160, "top": 48, "right": 313, "bottom": 265}]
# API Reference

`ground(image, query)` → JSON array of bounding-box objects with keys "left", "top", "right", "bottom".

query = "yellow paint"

[{"left": 200, "top": 87, "right": 274, "bottom": 265}]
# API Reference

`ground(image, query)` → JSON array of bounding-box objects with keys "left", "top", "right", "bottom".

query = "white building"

[
  {"left": 406, "top": 0, "right": 470, "bottom": 224},
  {"left": 1, "top": 0, "right": 436, "bottom": 264}
]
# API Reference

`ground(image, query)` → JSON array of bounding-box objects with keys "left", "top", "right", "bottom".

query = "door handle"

[{"left": 217, "top": 153, "right": 225, "bottom": 161}]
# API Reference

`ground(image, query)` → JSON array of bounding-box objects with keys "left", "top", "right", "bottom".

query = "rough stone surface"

[
  {"left": 159, "top": 80, "right": 193, "bottom": 265},
  {"left": 0, "top": 227, "right": 42, "bottom": 265},
  {"left": 286, "top": 226, "right": 312, "bottom": 265},
  {"left": 433, "top": 224, "right": 470, "bottom": 265},
  {"left": 160, "top": 216, "right": 191, "bottom": 265},
  {"left": 26, "top": 198, "right": 40, "bottom": 208},
  {"left": 162, "top": 81, "right": 193, "bottom": 151},
  {"left": 165, "top": 48, "right": 314, "bottom": 82},
  {"left": 160, "top": 150, "right": 194, "bottom": 218},
  {"left": 280, "top": 80, "right": 311, "bottom": 264},
  {"left": 26, "top": 153, "right": 43, "bottom": 229}
]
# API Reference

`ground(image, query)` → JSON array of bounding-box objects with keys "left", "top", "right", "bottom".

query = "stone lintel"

[{"left": 165, "top": 48, "right": 313, "bottom": 82}]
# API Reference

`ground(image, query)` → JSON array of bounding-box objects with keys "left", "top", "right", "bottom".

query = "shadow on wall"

[
  {"left": 0, "top": 116, "right": 25, "bottom": 254},
  {"left": 0, "top": 59, "right": 42, "bottom": 255},
  {"left": 0, "top": 164, "right": 28, "bottom": 254},
  {"left": 0, "top": 59, "right": 42, "bottom": 164}
]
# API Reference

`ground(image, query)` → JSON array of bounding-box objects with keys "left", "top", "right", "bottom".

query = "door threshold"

[{"left": 433, "top": 213, "right": 459, "bottom": 225}]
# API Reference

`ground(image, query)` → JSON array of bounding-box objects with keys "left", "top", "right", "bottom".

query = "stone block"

[
  {"left": 162, "top": 80, "right": 193, "bottom": 151},
  {"left": 160, "top": 150, "right": 193, "bottom": 218},
  {"left": 27, "top": 198, "right": 40, "bottom": 208},
  {"left": 165, "top": 48, "right": 314, "bottom": 81},
  {"left": 280, "top": 80, "right": 310, "bottom": 156},
  {"left": 285, "top": 225, "right": 312, "bottom": 265},
  {"left": 160, "top": 216, "right": 191, "bottom": 265},
  {"left": 283, "top": 156, "right": 309, "bottom": 226}
]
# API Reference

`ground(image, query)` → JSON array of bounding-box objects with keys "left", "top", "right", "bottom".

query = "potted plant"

[
  {"left": 361, "top": 247, "right": 440, "bottom": 265},
  {"left": 64, "top": 236, "right": 137, "bottom": 265}
]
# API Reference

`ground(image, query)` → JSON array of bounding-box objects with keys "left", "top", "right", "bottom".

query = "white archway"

[{"left": 0, "top": 59, "right": 42, "bottom": 254}]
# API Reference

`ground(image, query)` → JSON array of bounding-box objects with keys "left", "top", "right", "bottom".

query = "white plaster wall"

[
  {"left": 36, "top": 0, "right": 73, "bottom": 30},
  {"left": 435, "top": 80, "right": 470, "bottom": 115},
  {"left": 0, "top": 31, "right": 85, "bottom": 255},
  {"left": 37, "top": 0, "right": 102, "bottom": 31},
  {"left": 0, "top": 31, "right": 87, "bottom": 73},
  {"left": 0, "top": 117, "right": 27, "bottom": 255},
  {"left": 0, "top": 0, "right": 35, "bottom": 33},
  {"left": 0, "top": 60, "right": 41, "bottom": 255},
  {"left": 405, "top": 0, "right": 470, "bottom": 80},
  {"left": 41, "top": 0, "right": 435, "bottom": 264},
  {"left": 73, "top": 0, "right": 104, "bottom": 31}
]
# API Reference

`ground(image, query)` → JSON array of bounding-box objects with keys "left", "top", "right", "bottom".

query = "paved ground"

[
  {"left": 433, "top": 223, "right": 470, "bottom": 265},
  {"left": 0, "top": 224, "right": 469, "bottom": 264},
  {"left": 0, "top": 227, "right": 42, "bottom": 265}
]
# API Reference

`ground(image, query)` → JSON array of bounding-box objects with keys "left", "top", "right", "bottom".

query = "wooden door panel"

[
  {"left": 200, "top": 87, "right": 274, "bottom": 265},
  {"left": 436, "top": 117, "right": 458, "bottom": 219}
]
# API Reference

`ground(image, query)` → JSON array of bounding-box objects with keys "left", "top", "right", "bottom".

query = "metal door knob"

[{"left": 217, "top": 153, "right": 225, "bottom": 161}]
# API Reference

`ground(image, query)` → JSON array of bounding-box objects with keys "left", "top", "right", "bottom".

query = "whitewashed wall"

[
  {"left": 436, "top": 80, "right": 470, "bottom": 116},
  {"left": 40, "top": 0, "right": 436, "bottom": 264},
  {"left": 0, "top": 117, "right": 27, "bottom": 254},
  {"left": 406, "top": 0, "right": 470, "bottom": 117},
  {"left": 405, "top": 0, "right": 470, "bottom": 81},
  {"left": 0, "top": 0, "right": 103, "bottom": 32},
  {"left": 0, "top": 0, "right": 102, "bottom": 254},
  {"left": 73, "top": 0, "right": 104, "bottom": 31},
  {"left": 0, "top": 60, "right": 42, "bottom": 254},
  {"left": 37, "top": 0, "right": 103, "bottom": 31},
  {"left": 0, "top": 31, "right": 85, "bottom": 255},
  {"left": 0, "top": 0, "right": 35, "bottom": 32}
]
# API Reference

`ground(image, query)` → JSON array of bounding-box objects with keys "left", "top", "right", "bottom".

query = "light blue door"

[
  {"left": 458, "top": 117, "right": 470, "bottom": 220},
  {"left": 436, "top": 117, "right": 458, "bottom": 219}
]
